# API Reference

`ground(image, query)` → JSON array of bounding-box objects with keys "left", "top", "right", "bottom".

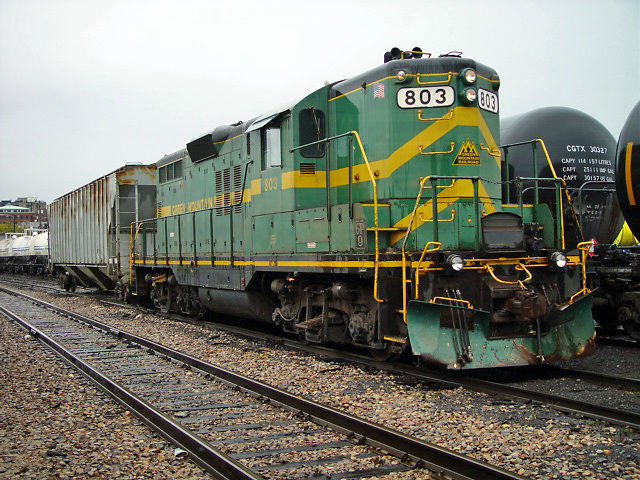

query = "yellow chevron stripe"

[
  {"left": 157, "top": 107, "right": 500, "bottom": 215},
  {"left": 389, "top": 179, "right": 497, "bottom": 245}
]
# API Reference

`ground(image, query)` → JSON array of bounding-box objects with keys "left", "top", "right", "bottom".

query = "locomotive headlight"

[
  {"left": 446, "top": 254, "right": 465, "bottom": 272},
  {"left": 550, "top": 251, "right": 567, "bottom": 268},
  {"left": 464, "top": 88, "right": 477, "bottom": 103},
  {"left": 462, "top": 68, "right": 476, "bottom": 85},
  {"left": 395, "top": 69, "right": 411, "bottom": 83}
]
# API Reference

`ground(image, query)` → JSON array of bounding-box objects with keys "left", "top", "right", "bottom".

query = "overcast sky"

[{"left": 0, "top": 0, "right": 638, "bottom": 203}]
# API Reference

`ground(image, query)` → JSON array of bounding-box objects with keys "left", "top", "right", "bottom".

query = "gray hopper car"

[{"left": 48, "top": 164, "right": 156, "bottom": 295}]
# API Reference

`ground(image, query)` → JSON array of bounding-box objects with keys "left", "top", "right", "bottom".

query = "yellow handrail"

[
  {"left": 571, "top": 241, "right": 594, "bottom": 303},
  {"left": 413, "top": 242, "right": 441, "bottom": 299},
  {"left": 402, "top": 50, "right": 432, "bottom": 58},
  {"left": 417, "top": 72, "right": 453, "bottom": 85},
  {"left": 419, "top": 209, "right": 455, "bottom": 223},
  {"left": 129, "top": 222, "right": 133, "bottom": 286},
  {"left": 418, "top": 109, "right": 454, "bottom": 122},
  {"left": 350, "top": 131, "right": 383, "bottom": 303},
  {"left": 479, "top": 143, "right": 501, "bottom": 158},
  {"left": 419, "top": 178, "right": 455, "bottom": 190},
  {"left": 484, "top": 263, "right": 532, "bottom": 288},
  {"left": 534, "top": 138, "right": 581, "bottom": 249},
  {"left": 129, "top": 221, "right": 144, "bottom": 287},
  {"left": 429, "top": 296, "right": 473, "bottom": 309},
  {"left": 400, "top": 176, "right": 431, "bottom": 322},
  {"left": 418, "top": 142, "right": 455, "bottom": 156}
]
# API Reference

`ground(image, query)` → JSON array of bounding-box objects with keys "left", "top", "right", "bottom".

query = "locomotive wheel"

[
  {"left": 369, "top": 344, "right": 398, "bottom": 362},
  {"left": 591, "top": 304, "right": 620, "bottom": 335},
  {"left": 620, "top": 303, "right": 640, "bottom": 341},
  {"left": 624, "top": 322, "right": 640, "bottom": 342},
  {"left": 297, "top": 330, "right": 310, "bottom": 345},
  {"left": 592, "top": 305, "right": 621, "bottom": 335},
  {"left": 370, "top": 347, "right": 392, "bottom": 362}
]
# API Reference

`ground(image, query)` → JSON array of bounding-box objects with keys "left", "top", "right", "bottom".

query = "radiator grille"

[{"left": 300, "top": 162, "right": 316, "bottom": 175}]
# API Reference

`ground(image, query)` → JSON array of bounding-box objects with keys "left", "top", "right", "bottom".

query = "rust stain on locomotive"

[
  {"left": 574, "top": 332, "right": 597, "bottom": 358},
  {"left": 512, "top": 331, "right": 597, "bottom": 364},
  {"left": 512, "top": 342, "right": 545, "bottom": 365}
]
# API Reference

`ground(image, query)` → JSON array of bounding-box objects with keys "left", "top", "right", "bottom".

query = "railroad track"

[
  {"left": 0, "top": 286, "right": 522, "bottom": 480},
  {"left": 0, "top": 275, "right": 78, "bottom": 296},
  {"left": 16, "top": 288, "right": 640, "bottom": 428},
  {"left": 596, "top": 336, "right": 639, "bottom": 349},
  {"left": 141, "top": 306, "right": 640, "bottom": 430}
]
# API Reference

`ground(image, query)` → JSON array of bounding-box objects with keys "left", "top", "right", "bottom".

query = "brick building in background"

[{"left": 0, "top": 197, "right": 48, "bottom": 228}]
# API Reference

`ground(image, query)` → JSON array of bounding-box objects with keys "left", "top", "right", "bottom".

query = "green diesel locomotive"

[{"left": 129, "top": 49, "right": 595, "bottom": 368}]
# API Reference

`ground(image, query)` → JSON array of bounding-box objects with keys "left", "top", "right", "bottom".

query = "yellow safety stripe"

[
  {"left": 134, "top": 255, "right": 578, "bottom": 270},
  {"left": 626, "top": 142, "right": 636, "bottom": 206},
  {"left": 328, "top": 72, "right": 455, "bottom": 102},
  {"left": 157, "top": 107, "right": 501, "bottom": 217},
  {"left": 159, "top": 155, "right": 188, "bottom": 167}
]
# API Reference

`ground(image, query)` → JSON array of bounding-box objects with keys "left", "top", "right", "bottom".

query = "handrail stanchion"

[
  {"left": 193, "top": 211, "right": 197, "bottom": 264},
  {"left": 473, "top": 177, "right": 480, "bottom": 247},
  {"left": 177, "top": 215, "right": 182, "bottom": 265},
  {"left": 503, "top": 147, "right": 510, "bottom": 204},
  {"left": 532, "top": 142, "right": 539, "bottom": 205},
  {"left": 292, "top": 131, "right": 382, "bottom": 302},
  {"left": 430, "top": 177, "right": 439, "bottom": 243},
  {"left": 165, "top": 217, "right": 169, "bottom": 265}
]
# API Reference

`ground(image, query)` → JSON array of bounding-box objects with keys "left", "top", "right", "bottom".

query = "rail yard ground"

[
  {"left": 0, "top": 311, "right": 210, "bottom": 480},
  {"left": 1, "top": 285, "right": 639, "bottom": 479}
]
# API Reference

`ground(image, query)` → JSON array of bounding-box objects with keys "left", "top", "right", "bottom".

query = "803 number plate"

[
  {"left": 396, "top": 86, "right": 455, "bottom": 109},
  {"left": 478, "top": 88, "right": 499, "bottom": 113}
]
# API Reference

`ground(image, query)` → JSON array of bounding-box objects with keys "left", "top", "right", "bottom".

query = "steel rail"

[
  {"left": 305, "top": 349, "right": 640, "bottom": 430},
  {"left": 1, "top": 287, "right": 523, "bottom": 480},
  {"left": 596, "top": 336, "right": 639, "bottom": 349},
  {"left": 175, "top": 316, "right": 640, "bottom": 430},
  {"left": 545, "top": 365, "right": 640, "bottom": 390},
  {"left": 0, "top": 300, "right": 263, "bottom": 480},
  {"left": 0, "top": 277, "right": 72, "bottom": 295}
]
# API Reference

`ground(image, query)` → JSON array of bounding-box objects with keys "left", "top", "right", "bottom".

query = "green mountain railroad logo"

[{"left": 453, "top": 139, "right": 480, "bottom": 165}]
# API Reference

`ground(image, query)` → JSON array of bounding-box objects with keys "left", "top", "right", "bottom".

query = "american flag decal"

[{"left": 373, "top": 83, "right": 384, "bottom": 98}]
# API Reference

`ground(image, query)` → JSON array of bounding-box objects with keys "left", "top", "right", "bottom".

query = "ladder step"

[{"left": 383, "top": 335, "right": 407, "bottom": 344}]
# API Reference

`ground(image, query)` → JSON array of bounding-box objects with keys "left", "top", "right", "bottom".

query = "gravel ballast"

[
  {"left": 0, "top": 313, "right": 212, "bottom": 480},
  {"left": 1, "top": 287, "right": 639, "bottom": 479}
]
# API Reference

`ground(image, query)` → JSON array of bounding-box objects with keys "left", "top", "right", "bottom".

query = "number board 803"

[
  {"left": 396, "top": 86, "right": 454, "bottom": 109},
  {"left": 478, "top": 88, "right": 499, "bottom": 113}
]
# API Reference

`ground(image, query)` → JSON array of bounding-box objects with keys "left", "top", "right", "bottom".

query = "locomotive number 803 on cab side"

[{"left": 129, "top": 48, "right": 595, "bottom": 369}]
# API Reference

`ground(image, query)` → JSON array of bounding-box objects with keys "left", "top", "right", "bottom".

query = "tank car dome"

[
  {"left": 0, "top": 237, "right": 11, "bottom": 259},
  {"left": 33, "top": 231, "right": 49, "bottom": 256},
  {"left": 615, "top": 101, "right": 640, "bottom": 240},
  {"left": 11, "top": 235, "right": 31, "bottom": 257},
  {"left": 501, "top": 106, "right": 623, "bottom": 245}
]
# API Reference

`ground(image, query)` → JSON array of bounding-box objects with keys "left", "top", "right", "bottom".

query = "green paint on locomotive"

[
  {"left": 407, "top": 293, "right": 594, "bottom": 368},
  {"left": 133, "top": 53, "right": 595, "bottom": 369}
]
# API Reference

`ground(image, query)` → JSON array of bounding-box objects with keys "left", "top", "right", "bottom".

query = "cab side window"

[
  {"left": 299, "top": 108, "right": 325, "bottom": 158},
  {"left": 263, "top": 126, "right": 281, "bottom": 168}
]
